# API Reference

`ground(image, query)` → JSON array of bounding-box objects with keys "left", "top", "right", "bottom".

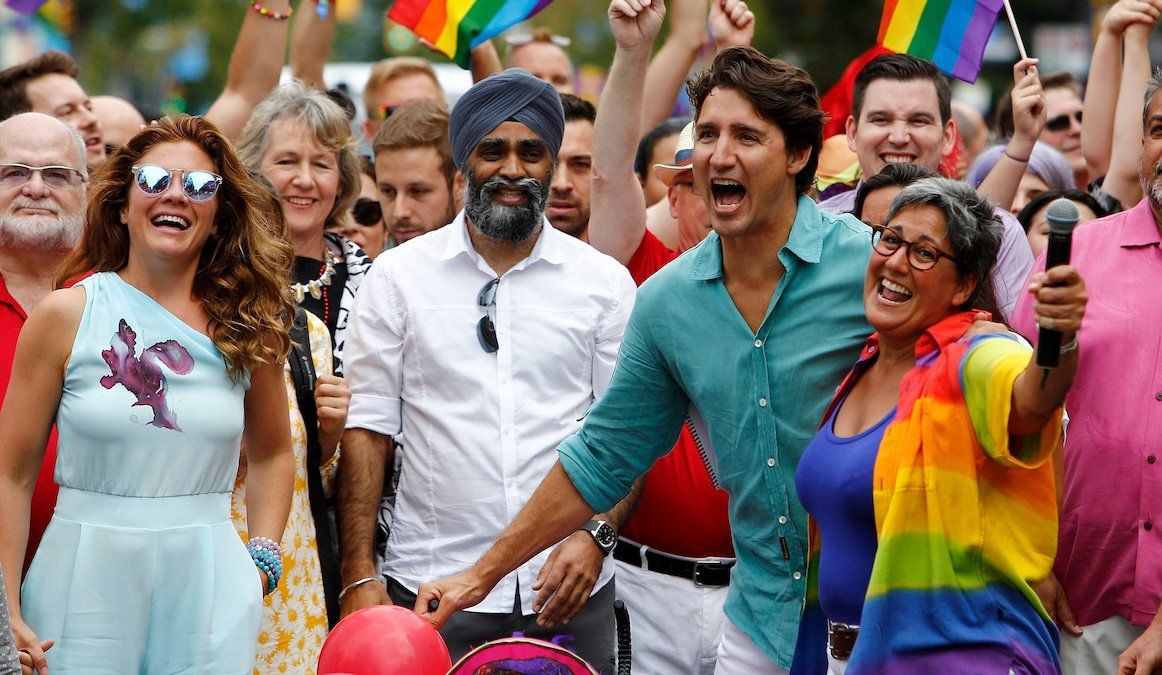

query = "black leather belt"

[
  {"left": 613, "top": 539, "right": 735, "bottom": 587},
  {"left": 828, "top": 620, "right": 859, "bottom": 661}
]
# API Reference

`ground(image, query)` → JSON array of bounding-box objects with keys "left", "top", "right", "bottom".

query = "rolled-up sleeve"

[
  {"left": 343, "top": 261, "right": 405, "bottom": 437},
  {"left": 559, "top": 293, "right": 689, "bottom": 513}
]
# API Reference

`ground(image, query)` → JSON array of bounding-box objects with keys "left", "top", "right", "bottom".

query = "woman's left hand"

[
  {"left": 1027, "top": 264, "right": 1087, "bottom": 346},
  {"left": 315, "top": 374, "right": 350, "bottom": 462}
]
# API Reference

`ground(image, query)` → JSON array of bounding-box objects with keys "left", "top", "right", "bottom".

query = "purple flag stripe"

[
  {"left": 4, "top": 0, "right": 47, "bottom": 13},
  {"left": 951, "top": 0, "right": 1003, "bottom": 82}
]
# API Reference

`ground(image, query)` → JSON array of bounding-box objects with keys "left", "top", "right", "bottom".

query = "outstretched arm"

[
  {"left": 641, "top": 0, "right": 705, "bottom": 131},
  {"left": 205, "top": 0, "right": 292, "bottom": 141},
  {"left": 1082, "top": 0, "right": 1162, "bottom": 180},
  {"left": 977, "top": 58, "right": 1044, "bottom": 211},
  {"left": 587, "top": 0, "right": 667, "bottom": 265},
  {"left": 1101, "top": 19, "right": 1156, "bottom": 207},
  {"left": 290, "top": 0, "right": 337, "bottom": 91}
]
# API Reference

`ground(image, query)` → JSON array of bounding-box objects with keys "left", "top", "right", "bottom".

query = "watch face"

[{"left": 595, "top": 522, "right": 617, "bottom": 550}]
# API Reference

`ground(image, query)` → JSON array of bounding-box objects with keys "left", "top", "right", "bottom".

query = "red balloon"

[{"left": 318, "top": 605, "right": 452, "bottom": 675}]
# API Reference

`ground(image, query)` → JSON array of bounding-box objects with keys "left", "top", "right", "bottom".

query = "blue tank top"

[
  {"left": 795, "top": 397, "right": 894, "bottom": 626},
  {"left": 56, "top": 272, "right": 249, "bottom": 497}
]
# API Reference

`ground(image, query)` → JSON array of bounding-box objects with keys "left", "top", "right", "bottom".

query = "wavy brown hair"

[{"left": 54, "top": 115, "right": 294, "bottom": 381}]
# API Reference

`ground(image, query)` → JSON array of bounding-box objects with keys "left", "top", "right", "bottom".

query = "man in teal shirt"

[{"left": 415, "top": 5, "right": 870, "bottom": 671}]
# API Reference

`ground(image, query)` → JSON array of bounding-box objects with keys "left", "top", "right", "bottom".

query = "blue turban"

[{"left": 449, "top": 68, "right": 564, "bottom": 172}]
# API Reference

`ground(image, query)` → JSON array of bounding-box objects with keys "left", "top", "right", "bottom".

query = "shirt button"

[
  {"left": 504, "top": 426, "right": 512, "bottom": 435},
  {"left": 759, "top": 398, "right": 768, "bottom": 408},
  {"left": 1150, "top": 455, "right": 1157, "bottom": 465},
  {"left": 793, "top": 571, "right": 802, "bottom": 580},
  {"left": 754, "top": 339, "right": 763, "bottom": 348},
  {"left": 778, "top": 515, "right": 787, "bottom": 524},
  {"left": 767, "top": 457, "right": 776, "bottom": 467},
  {"left": 1146, "top": 522, "right": 1154, "bottom": 531},
  {"left": 1156, "top": 392, "right": 1162, "bottom": 401}
]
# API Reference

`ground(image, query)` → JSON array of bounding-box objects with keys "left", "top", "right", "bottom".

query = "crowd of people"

[{"left": 0, "top": 0, "right": 1159, "bottom": 673}]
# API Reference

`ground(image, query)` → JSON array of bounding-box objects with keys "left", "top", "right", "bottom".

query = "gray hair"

[
  {"left": 884, "top": 177, "right": 1003, "bottom": 313},
  {"left": 235, "top": 80, "right": 360, "bottom": 229},
  {"left": 1145, "top": 68, "right": 1162, "bottom": 131}
]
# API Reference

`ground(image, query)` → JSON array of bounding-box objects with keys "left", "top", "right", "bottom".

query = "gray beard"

[
  {"left": 463, "top": 172, "right": 549, "bottom": 243},
  {"left": 0, "top": 211, "right": 83, "bottom": 251},
  {"left": 1144, "top": 161, "right": 1162, "bottom": 212}
]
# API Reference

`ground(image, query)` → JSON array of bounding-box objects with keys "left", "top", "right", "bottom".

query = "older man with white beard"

[
  {"left": 0, "top": 113, "right": 86, "bottom": 655},
  {"left": 337, "top": 69, "right": 636, "bottom": 670}
]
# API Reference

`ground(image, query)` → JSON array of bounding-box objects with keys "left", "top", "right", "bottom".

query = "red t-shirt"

[
  {"left": 0, "top": 273, "right": 59, "bottom": 575},
  {"left": 618, "top": 231, "right": 734, "bottom": 558}
]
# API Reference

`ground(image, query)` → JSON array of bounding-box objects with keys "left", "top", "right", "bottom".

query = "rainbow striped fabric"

[
  {"left": 388, "top": 0, "right": 556, "bottom": 68},
  {"left": 791, "top": 312, "right": 1063, "bottom": 674},
  {"left": 877, "top": 0, "right": 1004, "bottom": 82}
]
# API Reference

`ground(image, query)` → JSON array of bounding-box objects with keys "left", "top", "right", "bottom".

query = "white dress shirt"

[{"left": 344, "top": 212, "right": 636, "bottom": 614}]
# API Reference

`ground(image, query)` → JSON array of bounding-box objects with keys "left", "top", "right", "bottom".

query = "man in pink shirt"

[{"left": 1011, "top": 71, "right": 1162, "bottom": 675}]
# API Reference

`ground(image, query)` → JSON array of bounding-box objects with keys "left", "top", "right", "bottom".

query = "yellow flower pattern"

[{"left": 232, "top": 313, "right": 338, "bottom": 674}]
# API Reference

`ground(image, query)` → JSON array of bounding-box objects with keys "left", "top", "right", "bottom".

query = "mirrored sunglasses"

[
  {"left": 351, "top": 198, "right": 383, "bottom": 226},
  {"left": 131, "top": 164, "right": 222, "bottom": 202}
]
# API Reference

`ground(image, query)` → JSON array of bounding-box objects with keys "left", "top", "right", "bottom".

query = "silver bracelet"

[
  {"left": 338, "top": 576, "right": 381, "bottom": 601},
  {"left": 1060, "top": 336, "right": 1079, "bottom": 354}
]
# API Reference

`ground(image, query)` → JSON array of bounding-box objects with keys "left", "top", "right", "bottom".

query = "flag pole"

[{"left": 1003, "top": 0, "right": 1029, "bottom": 60}]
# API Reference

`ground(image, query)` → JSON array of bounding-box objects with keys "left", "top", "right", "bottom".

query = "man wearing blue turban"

[{"left": 338, "top": 68, "right": 637, "bottom": 673}]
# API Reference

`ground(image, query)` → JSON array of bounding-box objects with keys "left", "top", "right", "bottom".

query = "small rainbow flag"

[
  {"left": 877, "top": 0, "right": 1004, "bottom": 83},
  {"left": 388, "top": 0, "right": 556, "bottom": 68}
]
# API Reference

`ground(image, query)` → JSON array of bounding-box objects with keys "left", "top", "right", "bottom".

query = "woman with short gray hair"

[
  {"left": 237, "top": 81, "right": 371, "bottom": 373},
  {"left": 792, "top": 177, "right": 1087, "bottom": 674}
]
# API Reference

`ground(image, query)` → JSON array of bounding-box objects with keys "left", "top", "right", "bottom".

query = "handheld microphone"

[{"left": 1035, "top": 198, "right": 1080, "bottom": 369}]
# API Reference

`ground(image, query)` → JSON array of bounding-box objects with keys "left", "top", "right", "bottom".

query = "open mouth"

[
  {"left": 877, "top": 278, "right": 912, "bottom": 305},
  {"left": 85, "top": 136, "right": 103, "bottom": 150},
  {"left": 881, "top": 154, "right": 915, "bottom": 165},
  {"left": 152, "top": 214, "right": 190, "bottom": 231},
  {"left": 710, "top": 179, "right": 746, "bottom": 209},
  {"left": 286, "top": 196, "right": 315, "bottom": 208}
]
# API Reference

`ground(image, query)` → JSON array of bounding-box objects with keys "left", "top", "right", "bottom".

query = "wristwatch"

[{"left": 582, "top": 519, "right": 617, "bottom": 556}]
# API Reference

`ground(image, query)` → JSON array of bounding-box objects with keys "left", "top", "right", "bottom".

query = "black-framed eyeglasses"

[
  {"left": 131, "top": 164, "right": 222, "bottom": 202},
  {"left": 1045, "top": 110, "right": 1082, "bottom": 133},
  {"left": 870, "top": 225, "right": 961, "bottom": 271},
  {"left": 0, "top": 163, "right": 86, "bottom": 189},
  {"left": 351, "top": 198, "right": 383, "bottom": 226},
  {"left": 476, "top": 277, "right": 499, "bottom": 353}
]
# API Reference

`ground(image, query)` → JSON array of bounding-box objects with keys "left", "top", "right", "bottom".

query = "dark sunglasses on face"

[
  {"left": 1045, "top": 111, "right": 1082, "bottom": 133},
  {"left": 375, "top": 104, "right": 402, "bottom": 120},
  {"left": 477, "top": 277, "right": 499, "bottom": 353},
  {"left": 131, "top": 164, "right": 222, "bottom": 202},
  {"left": 351, "top": 198, "right": 383, "bottom": 226}
]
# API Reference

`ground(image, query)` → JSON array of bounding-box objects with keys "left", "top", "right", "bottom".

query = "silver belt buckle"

[{"left": 692, "top": 558, "right": 726, "bottom": 587}]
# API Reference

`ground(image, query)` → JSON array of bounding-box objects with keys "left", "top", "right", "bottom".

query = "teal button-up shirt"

[{"left": 559, "top": 196, "right": 872, "bottom": 668}]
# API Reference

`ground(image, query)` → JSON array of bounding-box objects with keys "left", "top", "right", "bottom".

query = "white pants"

[
  {"left": 827, "top": 651, "right": 848, "bottom": 674},
  {"left": 615, "top": 559, "right": 727, "bottom": 675},
  {"left": 714, "top": 617, "right": 789, "bottom": 674},
  {"left": 1060, "top": 614, "right": 1144, "bottom": 675}
]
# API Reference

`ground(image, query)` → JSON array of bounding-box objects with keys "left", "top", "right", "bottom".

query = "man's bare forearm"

[
  {"left": 337, "top": 428, "right": 392, "bottom": 583},
  {"left": 602, "top": 478, "right": 643, "bottom": 532}
]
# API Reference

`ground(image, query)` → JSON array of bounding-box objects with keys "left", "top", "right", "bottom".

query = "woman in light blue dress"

[{"left": 0, "top": 116, "right": 296, "bottom": 673}]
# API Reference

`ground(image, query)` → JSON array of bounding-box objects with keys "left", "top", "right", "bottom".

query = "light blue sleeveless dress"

[{"left": 21, "top": 272, "right": 263, "bottom": 674}]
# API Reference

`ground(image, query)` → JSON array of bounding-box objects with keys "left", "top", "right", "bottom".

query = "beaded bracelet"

[
  {"left": 250, "top": 2, "right": 292, "bottom": 20},
  {"left": 247, "top": 536, "right": 284, "bottom": 595}
]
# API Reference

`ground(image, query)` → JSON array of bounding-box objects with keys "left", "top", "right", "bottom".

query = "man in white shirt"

[{"left": 337, "top": 69, "right": 636, "bottom": 671}]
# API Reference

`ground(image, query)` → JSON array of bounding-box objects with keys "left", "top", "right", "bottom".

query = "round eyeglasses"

[
  {"left": 131, "top": 164, "right": 222, "bottom": 203},
  {"left": 870, "top": 225, "right": 961, "bottom": 271}
]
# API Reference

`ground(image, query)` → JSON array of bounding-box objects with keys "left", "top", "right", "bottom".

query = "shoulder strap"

[{"left": 287, "top": 307, "right": 342, "bottom": 628}]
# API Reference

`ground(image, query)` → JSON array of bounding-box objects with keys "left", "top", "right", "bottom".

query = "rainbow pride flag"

[
  {"left": 877, "top": 0, "right": 1004, "bottom": 82},
  {"left": 388, "top": 0, "right": 555, "bottom": 68}
]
